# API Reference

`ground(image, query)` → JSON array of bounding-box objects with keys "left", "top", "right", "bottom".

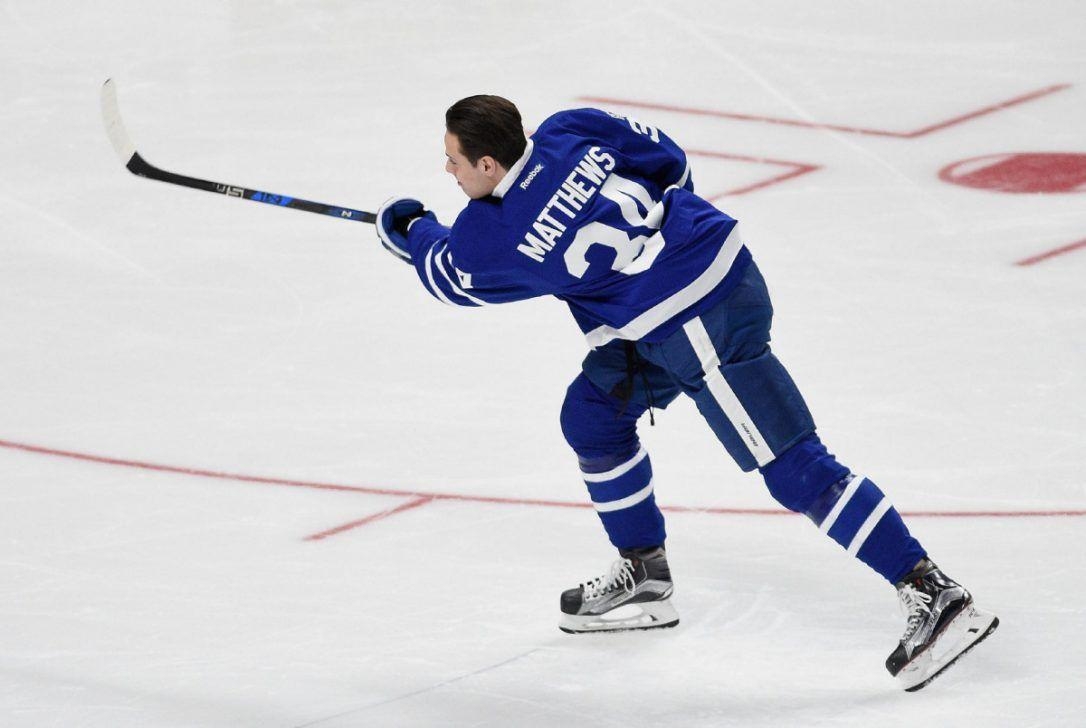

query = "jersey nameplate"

[{"left": 516, "top": 147, "right": 616, "bottom": 263}]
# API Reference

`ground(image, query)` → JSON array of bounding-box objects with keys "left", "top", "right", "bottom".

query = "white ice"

[{"left": 2, "top": 2, "right": 1085, "bottom": 726}]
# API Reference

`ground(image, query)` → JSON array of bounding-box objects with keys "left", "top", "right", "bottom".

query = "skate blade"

[
  {"left": 559, "top": 599, "right": 679, "bottom": 634},
  {"left": 898, "top": 605, "right": 999, "bottom": 692}
]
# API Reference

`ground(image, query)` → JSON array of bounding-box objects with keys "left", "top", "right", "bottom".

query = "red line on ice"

[
  {"left": 906, "top": 84, "right": 1071, "bottom": 137},
  {"left": 2, "top": 438, "right": 1084, "bottom": 524},
  {"left": 685, "top": 148, "right": 820, "bottom": 199},
  {"left": 579, "top": 84, "right": 1070, "bottom": 139},
  {"left": 1014, "top": 237, "right": 1086, "bottom": 266},
  {"left": 304, "top": 496, "right": 434, "bottom": 541}
]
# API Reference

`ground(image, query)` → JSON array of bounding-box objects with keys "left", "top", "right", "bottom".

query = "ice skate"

[
  {"left": 559, "top": 547, "right": 679, "bottom": 633},
  {"left": 886, "top": 559, "right": 999, "bottom": 691}
]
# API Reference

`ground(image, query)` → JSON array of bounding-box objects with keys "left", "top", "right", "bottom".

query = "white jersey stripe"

[
  {"left": 682, "top": 317, "right": 773, "bottom": 467},
  {"left": 423, "top": 246, "right": 457, "bottom": 306},
  {"left": 594, "top": 479, "right": 655, "bottom": 513},
  {"left": 819, "top": 475, "right": 865, "bottom": 534},
  {"left": 582, "top": 446, "right": 648, "bottom": 483},
  {"left": 584, "top": 227, "right": 745, "bottom": 348},
  {"left": 676, "top": 162, "right": 691, "bottom": 190},
  {"left": 433, "top": 247, "right": 487, "bottom": 306},
  {"left": 847, "top": 497, "right": 892, "bottom": 556}
]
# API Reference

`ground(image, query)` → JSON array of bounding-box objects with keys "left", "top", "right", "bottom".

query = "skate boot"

[
  {"left": 886, "top": 558, "right": 999, "bottom": 691},
  {"left": 559, "top": 546, "right": 678, "bottom": 634}
]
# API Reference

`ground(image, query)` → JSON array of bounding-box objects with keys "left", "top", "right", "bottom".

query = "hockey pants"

[{"left": 559, "top": 262, "right": 926, "bottom": 584}]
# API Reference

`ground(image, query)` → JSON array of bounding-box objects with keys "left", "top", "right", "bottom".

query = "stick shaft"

[
  {"left": 125, "top": 151, "right": 376, "bottom": 223},
  {"left": 101, "top": 79, "right": 376, "bottom": 224}
]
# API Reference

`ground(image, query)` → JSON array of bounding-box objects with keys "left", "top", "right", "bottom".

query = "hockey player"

[{"left": 375, "top": 95, "right": 998, "bottom": 691}]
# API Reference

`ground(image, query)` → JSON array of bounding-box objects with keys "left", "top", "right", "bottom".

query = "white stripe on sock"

[
  {"left": 594, "top": 479, "right": 655, "bottom": 513},
  {"left": 819, "top": 475, "right": 865, "bottom": 534},
  {"left": 682, "top": 317, "right": 773, "bottom": 466},
  {"left": 847, "top": 497, "right": 892, "bottom": 557},
  {"left": 582, "top": 447, "right": 648, "bottom": 483}
]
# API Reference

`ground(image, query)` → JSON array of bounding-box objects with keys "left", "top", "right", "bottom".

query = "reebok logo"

[{"left": 519, "top": 163, "right": 544, "bottom": 190}]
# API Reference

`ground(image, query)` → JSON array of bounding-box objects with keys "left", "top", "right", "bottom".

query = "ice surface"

[{"left": 1, "top": 1, "right": 1084, "bottom": 726}]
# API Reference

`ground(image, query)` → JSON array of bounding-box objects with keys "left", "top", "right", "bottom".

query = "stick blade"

[{"left": 100, "top": 78, "right": 137, "bottom": 165}]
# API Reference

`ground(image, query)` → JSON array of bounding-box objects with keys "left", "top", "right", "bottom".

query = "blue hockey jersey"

[{"left": 404, "top": 108, "right": 752, "bottom": 347}]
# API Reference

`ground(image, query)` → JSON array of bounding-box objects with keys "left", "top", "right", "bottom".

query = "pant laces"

[
  {"left": 582, "top": 558, "right": 636, "bottom": 601},
  {"left": 898, "top": 584, "right": 933, "bottom": 640}
]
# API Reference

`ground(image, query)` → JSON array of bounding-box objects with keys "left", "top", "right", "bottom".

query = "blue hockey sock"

[
  {"left": 579, "top": 447, "right": 666, "bottom": 551},
  {"left": 561, "top": 373, "right": 666, "bottom": 551},
  {"left": 761, "top": 434, "right": 926, "bottom": 584},
  {"left": 805, "top": 474, "right": 926, "bottom": 584}
]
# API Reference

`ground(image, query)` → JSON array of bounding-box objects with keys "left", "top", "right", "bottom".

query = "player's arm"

[
  {"left": 560, "top": 108, "right": 694, "bottom": 193},
  {"left": 376, "top": 197, "right": 538, "bottom": 307}
]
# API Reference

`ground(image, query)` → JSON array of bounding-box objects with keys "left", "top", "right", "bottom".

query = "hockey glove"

[{"left": 375, "top": 196, "right": 436, "bottom": 263}]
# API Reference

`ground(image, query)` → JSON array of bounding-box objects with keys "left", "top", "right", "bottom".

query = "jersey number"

[{"left": 563, "top": 173, "right": 666, "bottom": 279}]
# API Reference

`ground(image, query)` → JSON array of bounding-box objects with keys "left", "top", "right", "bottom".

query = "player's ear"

[{"left": 479, "top": 155, "right": 499, "bottom": 176}]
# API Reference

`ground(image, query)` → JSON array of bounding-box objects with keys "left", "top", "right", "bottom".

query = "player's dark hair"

[{"left": 446, "top": 95, "right": 526, "bottom": 169}]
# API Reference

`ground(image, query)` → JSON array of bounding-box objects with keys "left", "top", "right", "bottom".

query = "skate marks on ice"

[{"left": 291, "top": 649, "right": 545, "bottom": 728}]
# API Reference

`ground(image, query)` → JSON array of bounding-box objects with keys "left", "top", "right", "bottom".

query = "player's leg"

[
  {"left": 557, "top": 346, "right": 682, "bottom": 633},
  {"left": 643, "top": 261, "right": 996, "bottom": 686},
  {"left": 760, "top": 434, "right": 926, "bottom": 584},
  {"left": 561, "top": 373, "right": 663, "bottom": 552},
  {"left": 756, "top": 430, "right": 998, "bottom": 689},
  {"left": 643, "top": 262, "right": 924, "bottom": 580}
]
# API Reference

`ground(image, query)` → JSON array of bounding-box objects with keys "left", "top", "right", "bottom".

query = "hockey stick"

[{"left": 100, "top": 79, "right": 376, "bottom": 224}]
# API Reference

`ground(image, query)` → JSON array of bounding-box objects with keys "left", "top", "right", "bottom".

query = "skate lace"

[
  {"left": 581, "top": 558, "right": 637, "bottom": 601},
  {"left": 897, "top": 584, "right": 933, "bottom": 640}
]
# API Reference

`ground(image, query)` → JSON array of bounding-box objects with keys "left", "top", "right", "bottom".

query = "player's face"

[{"left": 444, "top": 132, "right": 497, "bottom": 199}]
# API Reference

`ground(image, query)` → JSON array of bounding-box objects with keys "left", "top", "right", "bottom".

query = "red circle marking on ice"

[{"left": 939, "top": 152, "right": 1086, "bottom": 193}]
